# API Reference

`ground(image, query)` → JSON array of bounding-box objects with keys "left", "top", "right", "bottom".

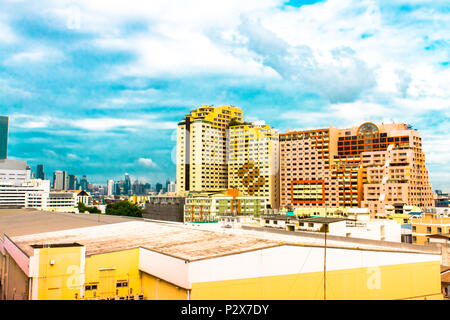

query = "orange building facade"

[
  {"left": 280, "top": 123, "right": 433, "bottom": 216},
  {"left": 411, "top": 212, "right": 450, "bottom": 245}
]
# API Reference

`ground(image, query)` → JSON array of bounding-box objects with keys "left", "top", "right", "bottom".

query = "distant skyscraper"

[
  {"left": 167, "top": 181, "right": 176, "bottom": 193},
  {"left": 115, "top": 181, "right": 122, "bottom": 195},
  {"left": 36, "top": 164, "right": 45, "bottom": 180},
  {"left": 53, "top": 171, "right": 64, "bottom": 190},
  {"left": 63, "top": 171, "right": 69, "bottom": 190},
  {"left": 107, "top": 179, "right": 114, "bottom": 196},
  {"left": 155, "top": 182, "right": 163, "bottom": 194},
  {"left": 124, "top": 173, "right": 131, "bottom": 195},
  {"left": 0, "top": 116, "right": 8, "bottom": 160},
  {"left": 80, "top": 175, "right": 89, "bottom": 191},
  {"left": 68, "top": 174, "right": 78, "bottom": 190}
]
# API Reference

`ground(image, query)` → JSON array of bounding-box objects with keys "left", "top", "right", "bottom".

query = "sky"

[{"left": 0, "top": 0, "right": 449, "bottom": 189}]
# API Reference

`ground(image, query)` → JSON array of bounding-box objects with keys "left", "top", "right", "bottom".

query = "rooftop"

[
  {"left": 428, "top": 233, "right": 450, "bottom": 240},
  {"left": 298, "top": 217, "right": 348, "bottom": 224},
  {"left": 10, "top": 220, "right": 277, "bottom": 261},
  {"left": 1, "top": 209, "right": 441, "bottom": 262},
  {"left": 442, "top": 271, "right": 450, "bottom": 283},
  {"left": 441, "top": 266, "right": 450, "bottom": 273},
  {"left": 0, "top": 209, "right": 132, "bottom": 240}
]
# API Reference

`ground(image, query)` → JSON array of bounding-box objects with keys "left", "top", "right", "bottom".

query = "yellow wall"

[
  {"left": 35, "top": 247, "right": 141, "bottom": 300},
  {"left": 36, "top": 246, "right": 83, "bottom": 300},
  {"left": 190, "top": 261, "right": 442, "bottom": 300},
  {"left": 84, "top": 248, "right": 141, "bottom": 299},
  {"left": 140, "top": 271, "right": 188, "bottom": 300}
]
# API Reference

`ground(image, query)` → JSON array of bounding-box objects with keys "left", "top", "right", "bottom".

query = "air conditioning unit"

[{"left": 138, "top": 294, "right": 144, "bottom": 300}]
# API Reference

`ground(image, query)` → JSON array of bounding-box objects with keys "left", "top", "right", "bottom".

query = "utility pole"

[
  {"left": 324, "top": 223, "right": 327, "bottom": 300},
  {"left": 324, "top": 206, "right": 328, "bottom": 300}
]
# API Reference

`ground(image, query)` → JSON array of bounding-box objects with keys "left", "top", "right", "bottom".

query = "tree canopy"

[
  {"left": 77, "top": 202, "right": 101, "bottom": 214},
  {"left": 105, "top": 200, "right": 143, "bottom": 218}
]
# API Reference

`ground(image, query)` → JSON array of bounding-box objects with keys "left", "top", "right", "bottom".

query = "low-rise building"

[
  {"left": 382, "top": 203, "right": 422, "bottom": 224},
  {"left": 411, "top": 209, "right": 450, "bottom": 245},
  {"left": 29, "top": 190, "right": 92, "bottom": 213},
  {"left": 260, "top": 214, "right": 402, "bottom": 242},
  {"left": 435, "top": 190, "right": 450, "bottom": 208},
  {"left": 184, "top": 189, "right": 268, "bottom": 222}
]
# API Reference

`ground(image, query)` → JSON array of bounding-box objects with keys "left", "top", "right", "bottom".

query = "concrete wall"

[{"left": 143, "top": 202, "right": 184, "bottom": 223}]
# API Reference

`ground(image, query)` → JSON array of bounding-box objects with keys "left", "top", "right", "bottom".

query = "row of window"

[{"left": 85, "top": 281, "right": 128, "bottom": 291}]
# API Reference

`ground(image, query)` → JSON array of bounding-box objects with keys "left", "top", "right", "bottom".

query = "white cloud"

[
  {"left": 2, "top": 0, "right": 449, "bottom": 187},
  {"left": 5, "top": 47, "right": 64, "bottom": 64},
  {"left": 12, "top": 114, "right": 177, "bottom": 132},
  {"left": 138, "top": 157, "right": 157, "bottom": 168},
  {"left": 0, "top": 79, "right": 32, "bottom": 98},
  {"left": 0, "top": 20, "right": 16, "bottom": 43}
]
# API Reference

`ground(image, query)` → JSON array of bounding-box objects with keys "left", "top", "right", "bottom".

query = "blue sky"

[{"left": 0, "top": 0, "right": 449, "bottom": 189}]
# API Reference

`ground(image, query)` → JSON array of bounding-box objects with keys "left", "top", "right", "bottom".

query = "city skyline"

[{"left": 0, "top": 0, "right": 448, "bottom": 189}]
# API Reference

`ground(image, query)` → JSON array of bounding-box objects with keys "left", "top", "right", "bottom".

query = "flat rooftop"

[
  {"left": 298, "top": 217, "right": 348, "bottom": 224},
  {"left": 1, "top": 209, "right": 441, "bottom": 262},
  {"left": 10, "top": 220, "right": 277, "bottom": 261},
  {"left": 0, "top": 209, "right": 133, "bottom": 240}
]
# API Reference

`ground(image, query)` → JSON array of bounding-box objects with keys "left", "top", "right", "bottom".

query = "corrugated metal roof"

[{"left": 11, "top": 221, "right": 277, "bottom": 261}]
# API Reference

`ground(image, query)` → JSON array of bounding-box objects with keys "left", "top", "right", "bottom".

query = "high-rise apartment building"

[
  {"left": 0, "top": 116, "right": 8, "bottom": 160},
  {"left": 176, "top": 105, "right": 243, "bottom": 195},
  {"left": 36, "top": 164, "right": 45, "bottom": 180},
  {"left": 280, "top": 122, "right": 433, "bottom": 216},
  {"left": 227, "top": 122, "right": 280, "bottom": 209}
]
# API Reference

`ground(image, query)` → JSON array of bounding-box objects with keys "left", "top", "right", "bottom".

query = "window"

[
  {"left": 427, "top": 227, "right": 431, "bottom": 234},
  {"left": 308, "top": 223, "right": 314, "bottom": 228},
  {"left": 438, "top": 227, "right": 442, "bottom": 234},
  {"left": 116, "top": 281, "right": 128, "bottom": 288},
  {"left": 85, "top": 284, "right": 98, "bottom": 291},
  {"left": 412, "top": 226, "right": 416, "bottom": 232}
]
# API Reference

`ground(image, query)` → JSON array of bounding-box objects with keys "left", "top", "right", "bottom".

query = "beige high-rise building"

[
  {"left": 227, "top": 122, "right": 280, "bottom": 209},
  {"left": 176, "top": 105, "right": 243, "bottom": 195},
  {"left": 280, "top": 122, "right": 434, "bottom": 216}
]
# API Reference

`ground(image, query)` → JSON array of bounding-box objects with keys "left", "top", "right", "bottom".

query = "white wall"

[{"left": 189, "top": 244, "right": 440, "bottom": 284}]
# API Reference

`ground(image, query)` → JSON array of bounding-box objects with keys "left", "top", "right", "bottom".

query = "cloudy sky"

[{"left": 0, "top": 0, "right": 449, "bottom": 189}]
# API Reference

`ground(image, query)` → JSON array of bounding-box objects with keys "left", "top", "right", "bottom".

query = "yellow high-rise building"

[
  {"left": 227, "top": 122, "right": 279, "bottom": 209},
  {"left": 176, "top": 105, "right": 243, "bottom": 195}
]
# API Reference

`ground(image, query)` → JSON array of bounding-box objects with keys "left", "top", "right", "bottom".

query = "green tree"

[
  {"left": 105, "top": 200, "right": 143, "bottom": 218},
  {"left": 77, "top": 202, "right": 88, "bottom": 213},
  {"left": 77, "top": 202, "right": 102, "bottom": 214}
]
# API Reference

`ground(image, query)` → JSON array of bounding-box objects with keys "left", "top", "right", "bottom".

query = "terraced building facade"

[{"left": 280, "top": 122, "right": 433, "bottom": 216}]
